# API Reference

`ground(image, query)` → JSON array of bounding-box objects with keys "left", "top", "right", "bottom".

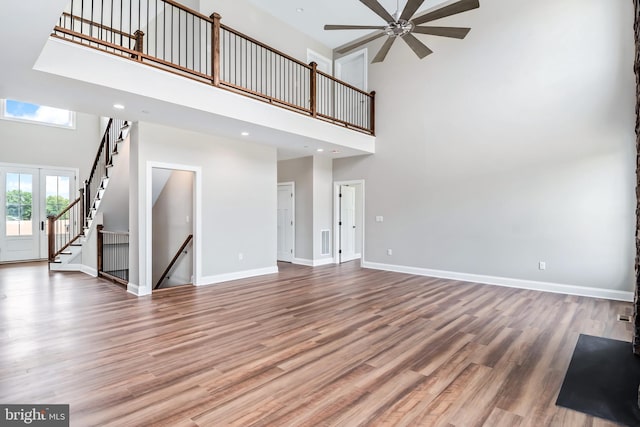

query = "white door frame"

[
  {"left": 335, "top": 48, "right": 368, "bottom": 91},
  {"left": 143, "top": 162, "right": 202, "bottom": 295},
  {"left": 307, "top": 49, "right": 333, "bottom": 75},
  {"left": 277, "top": 182, "right": 295, "bottom": 262},
  {"left": 333, "top": 179, "right": 365, "bottom": 264}
]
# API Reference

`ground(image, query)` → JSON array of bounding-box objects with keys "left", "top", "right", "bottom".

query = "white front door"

[
  {"left": 0, "top": 166, "right": 75, "bottom": 262},
  {"left": 277, "top": 183, "right": 294, "bottom": 262},
  {"left": 339, "top": 185, "right": 357, "bottom": 263},
  {"left": 39, "top": 170, "right": 76, "bottom": 259}
]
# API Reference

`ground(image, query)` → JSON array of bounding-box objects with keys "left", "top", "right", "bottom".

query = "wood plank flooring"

[{"left": 0, "top": 261, "right": 633, "bottom": 426}]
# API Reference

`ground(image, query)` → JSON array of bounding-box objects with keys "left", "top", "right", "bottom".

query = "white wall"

[
  {"left": 199, "top": 0, "right": 332, "bottom": 64},
  {"left": 278, "top": 157, "right": 313, "bottom": 260},
  {"left": 129, "top": 121, "right": 277, "bottom": 295},
  {"left": 313, "top": 155, "right": 333, "bottom": 260},
  {"left": 0, "top": 112, "right": 101, "bottom": 180},
  {"left": 334, "top": 0, "right": 636, "bottom": 294}
]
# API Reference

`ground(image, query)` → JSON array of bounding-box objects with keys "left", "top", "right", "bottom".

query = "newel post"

[
  {"left": 97, "top": 224, "right": 104, "bottom": 275},
  {"left": 133, "top": 30, "right": 145, "bottom": 60},
  {"left": 47, "top": 215, "right": 55, "bottom": 262},
  {"left": 370, "top": 90, "right": 376, "bottom": 135},
  {"left": 310, "top": 62, "right": 318, "bottom": 117},
  {"left": 211, "top": 13, "right": 221, "bottom": 87}
]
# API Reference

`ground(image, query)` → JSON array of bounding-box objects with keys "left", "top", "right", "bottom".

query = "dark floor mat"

[{"left": 556, "top": 334, "right": 640, "bottom": 426}]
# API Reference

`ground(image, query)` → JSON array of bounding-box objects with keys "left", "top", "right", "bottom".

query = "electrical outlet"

[
  {"left": 376, "top": 216, "right": 384, "bottom": 222},
  {"left": 539, "top": 261, "right": 546, "bottom": 270},
  {"left": 387, "top": 249, "right": 393, "bottom": 256},
  {"left": 238, "top": 253, "right": 244, "bottom": 261}
]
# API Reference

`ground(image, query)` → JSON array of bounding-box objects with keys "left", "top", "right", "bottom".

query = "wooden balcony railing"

[{"left": 52, "top": 0, "right": 375, "bottom": 135}]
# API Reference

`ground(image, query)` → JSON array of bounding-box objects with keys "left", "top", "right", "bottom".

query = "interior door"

[
  {"left": 39, "top": 170, "right": 76, "bottom": 259},
  {"left": 277, "top": 183, "right": 294, "bottom": 262},
  {"left": 339, "top": 185, "right": 356, "bottom": 263},
  {"left": 335, "top": 49, "right": 368, "bottom": 124},
  {"left": 1, "top": 167, "right": 39, "bottom": 262}
]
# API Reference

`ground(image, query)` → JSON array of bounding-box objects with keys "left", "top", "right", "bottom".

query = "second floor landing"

[{"left": 0, "top": 0, "right": 375, "bottom": 160}]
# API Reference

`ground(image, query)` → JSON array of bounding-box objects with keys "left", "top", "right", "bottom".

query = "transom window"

[{"left": 1, "top": 99, "right": 75, "bottom": 129}]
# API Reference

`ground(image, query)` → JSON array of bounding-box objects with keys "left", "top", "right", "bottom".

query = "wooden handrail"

[
  {"left": 61, "top": 12, "right": 135, "bottom": 39},
  {"left": 316, "top": 69, "right": 375, "bottom": 99},
  {"left": 87, "top": 119, "right": 112, "bottom": 185},
  {"left": 53, "top": 196, "right": 82, "bottom": 222},
  {"left": 220, "top": 24, "right": 313, "bottom": 71},
  {"left": 53, "top": 1, "right": 375, "bottom": 134},
  {"left": 155, "top": 234, "right": 193, "bottom": 289}
]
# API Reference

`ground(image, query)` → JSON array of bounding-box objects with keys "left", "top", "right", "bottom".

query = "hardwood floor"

[{"left": 0, "top": 261, "right": 632, "bottom": 426}]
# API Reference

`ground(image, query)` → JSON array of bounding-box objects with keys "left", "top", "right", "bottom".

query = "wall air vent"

[{"left": 321, "top": 229, "right": 330, "bottom": 256}]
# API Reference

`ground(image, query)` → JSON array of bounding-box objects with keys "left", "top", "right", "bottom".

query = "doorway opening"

[
  {"left": 334, "top": 180, "right": 365, "bottom": 264},
  {"left": 277, "top": 182, "right": 295, "bottom": 263},
  {"left": 151, "top": 167, "right": 195, "bottom": 291}
]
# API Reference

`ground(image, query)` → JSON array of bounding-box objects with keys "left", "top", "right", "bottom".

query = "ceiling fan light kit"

[{"left": 325, "top": 0, "right": 480, "bottom": 63}]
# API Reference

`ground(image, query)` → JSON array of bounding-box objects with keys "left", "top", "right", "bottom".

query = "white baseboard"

[
  {"left": 49, "top": 263, "right": 83, "bottom": 273},
  {"left": 197, "top": 266, "right": 279, "bottom": 286},
  {"left": 361, "top": 261, "right": 634, "bottom": 302},
  {"left": 293, "top": 257, "right": 336, "bottom": 267},
  {"left": 127, "top": 282, "right": 151, "bottom": 296},
  {"left": 81, "top": 265, "right": 98, "bottom": 277}
]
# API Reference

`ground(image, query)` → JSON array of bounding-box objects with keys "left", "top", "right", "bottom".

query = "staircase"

[{"left": 48, "top": 118, "right": 130, "bottom": 271}]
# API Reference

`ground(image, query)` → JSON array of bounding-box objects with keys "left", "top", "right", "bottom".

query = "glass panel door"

[
  {"left": 40, "top": 170, "right": 76, "bottom": 259},
  {"left": 0, "top": 166, "right": 76, "bottom": 262},
  {"left": 1, "top": 168, "right": 39, "bottom": 262}
]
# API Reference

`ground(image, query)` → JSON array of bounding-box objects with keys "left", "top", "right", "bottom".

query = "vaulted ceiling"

[{"left": 247, "top": 0, "right": 450, "bottom": 48}]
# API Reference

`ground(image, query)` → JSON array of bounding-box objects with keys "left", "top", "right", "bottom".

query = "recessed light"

[
  {"left": 317, "top": 148, "right": 324, "bottom": 152},
  {"left": 241, "top": 131, "right": 250, "bottom": 136},
  {"left": 296, "top": 8, "right": 304, "bottom": 13},
  {"left": 113, "top": 104, "right": 125, "bottom": 110},
  {"left": 332, "top": 150, "right": 340, "bottom": 154}
]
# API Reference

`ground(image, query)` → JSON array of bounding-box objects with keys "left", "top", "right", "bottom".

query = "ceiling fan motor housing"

[{"left": 385, "top": 19, "right": 414, "bottom": 37}]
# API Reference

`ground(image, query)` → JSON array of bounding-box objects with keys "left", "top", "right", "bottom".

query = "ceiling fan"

[{"left": 325, "top": 0, "right": 479, "bottom": 63}]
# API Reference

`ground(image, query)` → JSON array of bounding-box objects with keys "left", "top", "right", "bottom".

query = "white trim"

[
  {"left": 197, "top": 266, "right": 279, "bottom": 286},
  {"left": 145, "top": 162, "right": 202, "bottom": 295},
  {"left": 361, "top": 261, "right": 634, "bottom": 302},
  {"left": 292, "top": 257, "right": 336, "bottom": 267},
  {"left": 307, "top": 49, "right": 333, "bottom": 75},
  {"left": 277, "top": 181, "right": 295, "bottom": 262},
  {"left": 81, "top": 265, "right": 98, "bottom": 277},
  {"left": 49, "top": 263, "right": 82, "bottom": 272},
  {"left": 1, "top": 99, "right": 76, "bottom": 130},
  {"left": 127, "top": 282, "right": 151, "bottom": 296},
  {"left": 334, "top": 180, "right": 365, "bottom": 265}
]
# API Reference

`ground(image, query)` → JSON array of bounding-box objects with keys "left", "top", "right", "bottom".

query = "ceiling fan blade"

[
  {"left": 412, "top": 0, "right": 479, "bottom": 26},
  {"left": 401, "top": 33, "right": 433, "bottom": 59},
  {"left": 412, "top": 26, "right": 471, "bottom": 39},
  {"left": 372, "top": 37, "right": 396, "bottom": 63},
  {"left": 336, "top": 31, "right": 386, "bottom": 54},
  {"left": 359, "top": 0, "right": 396, "bottom": 23},
  {"left": 324, "top": 25, "right": 386, "bottom": 30},
  {"left": 399, "top": 0, "right": 426, "bottom": 21}
]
